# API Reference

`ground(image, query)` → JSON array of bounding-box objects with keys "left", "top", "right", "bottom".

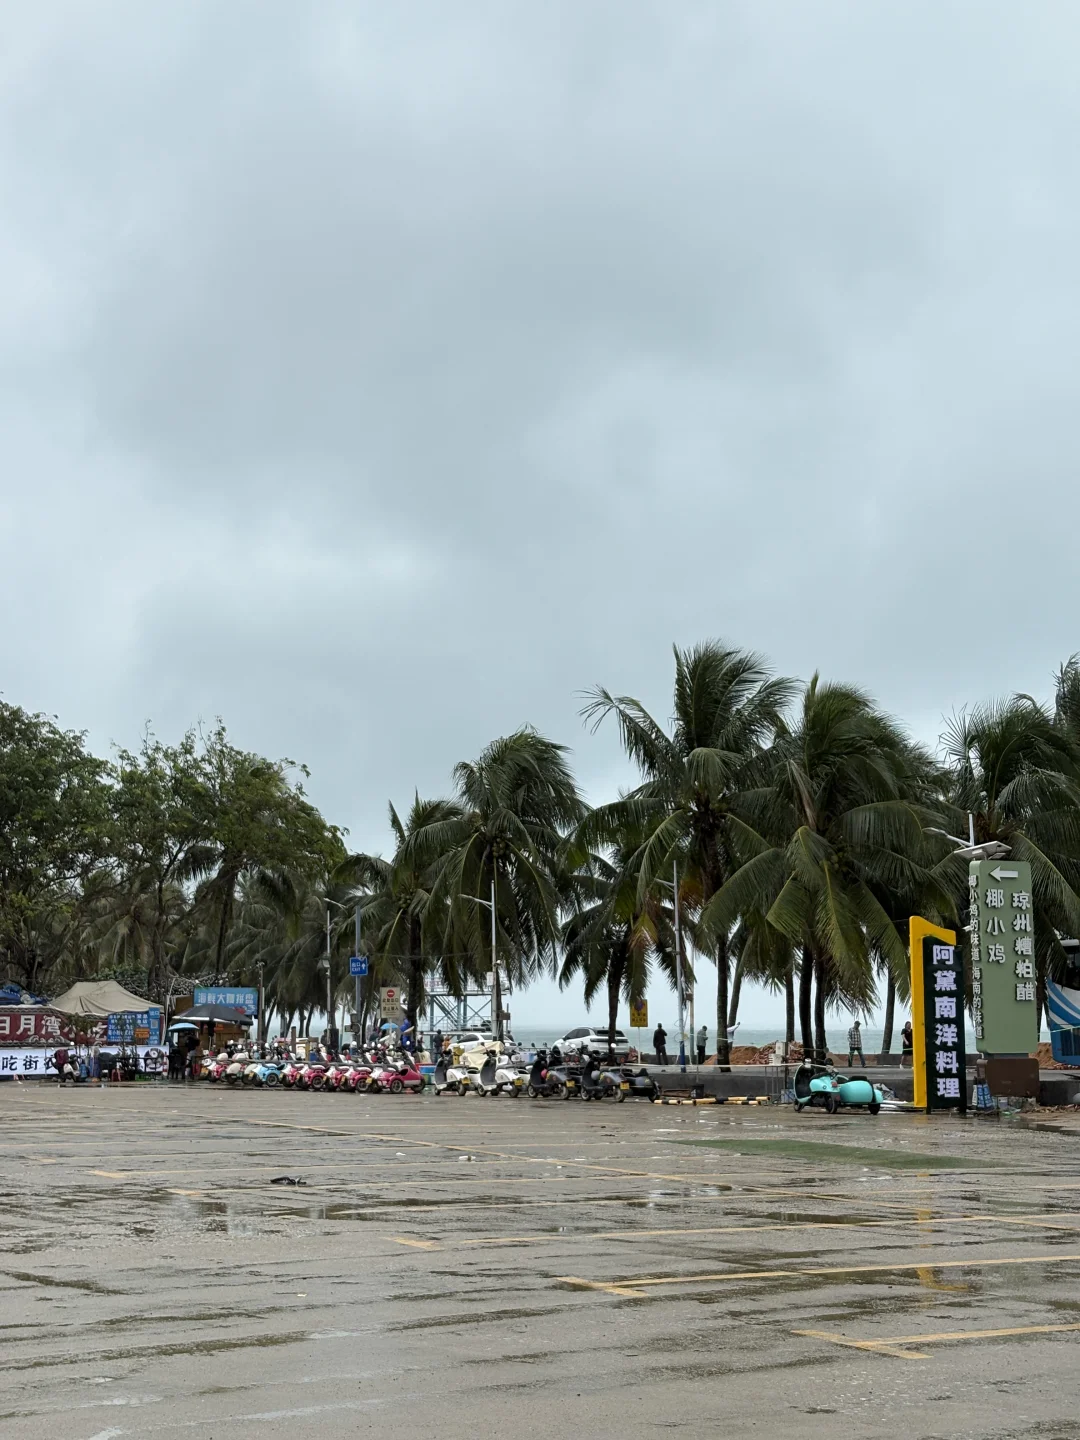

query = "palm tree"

[
  {"left": 582, "top": 642, "right": 794, "bottom": 1064},
  {"left": 405, "top": 730, "right": 584, "bottom": 1038},
  {"left": 703, "top": 676, "right": 946, "bottom": 1060},
  {"left": 559, "top": 820, "right": 679, "bottom": 1048},
  {"left": 349, "top": 796, "right": 464, "bottom": 1039},
  {"left": 943, "top": 687, "right": 1080, "bottom": 1024}
]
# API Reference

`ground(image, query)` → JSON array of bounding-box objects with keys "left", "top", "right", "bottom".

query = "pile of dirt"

[
  {"left": 1036, "top": 1041, "right": 1071, "bottom": 1071},
  {"left": 716, "top": 1041, "right": 802, "bottom": 1066}
]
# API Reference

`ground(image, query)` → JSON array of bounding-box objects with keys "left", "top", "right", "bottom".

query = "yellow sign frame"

[
  {"left": 909, "top": 916, "right": 957, "bottom": 1109},
  {"left": 629, "top": 1000, "right": 648, "bottom": 1029}
]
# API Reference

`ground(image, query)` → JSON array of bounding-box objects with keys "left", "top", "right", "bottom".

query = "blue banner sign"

[
  {"left": 106, "top": 1008, "right": 162, "bottom": 1044},
  {"left": 192, "top": 986, "right": 259, "bottom": 1017},
  {"left": 349, "top": 956, "right": 369, "bottom": 977}
]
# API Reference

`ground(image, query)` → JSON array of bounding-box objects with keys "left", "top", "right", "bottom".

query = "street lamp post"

[
  {"left": 323, "top": 897, "right": 353, "bottom": 1048},
  {"left": 464, "top": 877, "right": 502, "bottom": 1043},
  {"left": 657, "top": 863, "right": 688, "bottom": 1072}
]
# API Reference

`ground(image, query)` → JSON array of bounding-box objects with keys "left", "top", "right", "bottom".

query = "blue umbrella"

[{"left": 167, "top": 1021, "right": 199, "bottom": 1031}]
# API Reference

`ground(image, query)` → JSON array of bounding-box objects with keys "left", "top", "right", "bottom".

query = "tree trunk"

[
  {"left": 607, "top": 950, "right": 626, "bottom": 1048},
  {"left": 213, "top": 878, "right": 234, "bottom": 983},
  {"left": 715, "top": 934, "right": 731, "bottom": 1068},
  {"left": 785, "top": 966, "right": 795, "bottom": 1045},
  {"left": 880, "top": 970, "right": 896, "bottom": 1059},
  {"left": 813, "top": 953, "right": 828, "bottom": 1063},
  {"left": 798, "top": 948, "right": 813, "bottom": 1055},
  {"left": 153, "top": 881, "right": 166, "bottom": 995},
  {"left": 727, "top": 954, "right": 744, "bottom": 1030}
]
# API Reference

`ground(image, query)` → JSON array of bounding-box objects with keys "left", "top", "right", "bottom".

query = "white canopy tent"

[{"left": 50, "top": 980, "right": 154, "bottom": 1015}]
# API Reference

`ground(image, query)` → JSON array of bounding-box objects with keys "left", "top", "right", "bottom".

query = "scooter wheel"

[
  {"left": 824, "top": 1094, "right": 837, "bottom": 1114},
  {"left": 581, "top": 1090, "right": 591, "bottom": 1102},
  {"left": 868, "top": 1101, "right": 881, "bottom": 1115},
  {"left": 527, "top": 1085, "right": 539, "bottom": 1099},
  {"left": 794, "top": 1101, "right": 804, "bottom": 1113},
  {"left": 616, "top": 1088, "right": 625, "bottom": 1103},
  {"left": 474, "top": 1084, "right": 486, "bottom": 1098},
  {"left": 265, "top": 1072, "right": 280, "bottom": 1088},
  {"left": 389, "top": 1078, "right": 404, "bottom": 1094}
]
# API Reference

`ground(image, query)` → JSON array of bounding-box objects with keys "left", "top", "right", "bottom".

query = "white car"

[{"left": 557, "top": 1026, "right": 631, "bottom": 1060}]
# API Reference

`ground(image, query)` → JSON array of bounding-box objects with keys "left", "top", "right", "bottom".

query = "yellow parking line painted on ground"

[
  {"left": 558, "top": 1251, "right": 1080, "bottom": 1298},
  {"left": 554, "top": 1276, "right": 649, "bottom": 1298},
  {"left": 389, "top": 1237, "right": 441, "bottom": 1250},
  {"left": 794, "top": 1329, "right": 929, "bottom": 1360},
  {"left": 429, "top": 1212, "right": 1080, "bottom": 1249},
  {"left": 89, "top": 1170, "right": 127, "bottom": 1178},
  {"left": 795, "top": 1320, "right": 1080, "bottom": 1359},
  {"left": 414, "top": 1216, "right": 951, "bottom": 1250}
]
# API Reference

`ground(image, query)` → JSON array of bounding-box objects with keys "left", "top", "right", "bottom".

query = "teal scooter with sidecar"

[{"left": 793, "top": 1059, "right": 883, "bottom": 1115}]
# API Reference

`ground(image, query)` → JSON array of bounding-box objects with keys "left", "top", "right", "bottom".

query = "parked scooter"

[
  {"left": 793, "top": 1059, "right": 883, "bottom": 1115},
  {"left": 296, "top": 1058, "right": 329, "bottom": 1091},
  {"left": 617, "top": 1064, "right": 660, "bottom": 1102},
  {"left": 225, "top": 1051, "right": 250, "bottom": 1086},
  {"left": 370, "top": 1054, "right": 426, "bottom": 1094},
  {"left": 476, "top": 1048, "right": 526, "bottom": 1097},
  {"left": 205, "top": 1052, "right": 230, "bottom": 1084},
  {"left": 254, "top": 1058, "right": 283, "bottom": 1087},
  {"left": 527, "top": 1048, "right": 568, "bottom": 1099},
  {"left": 431, "top": 1051, "right": 455, "bottom": 1096},
  {"left": 579, "top": 1053, "right": 626, "bottom": 1102},
  {"left": 544, "top": 1048, "right": 582, "bottom": 1099}
]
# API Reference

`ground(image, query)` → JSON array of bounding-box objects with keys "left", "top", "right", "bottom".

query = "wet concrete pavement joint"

[{"left": 4, "top": 1087, "right": 1080, "bottom": 1438}]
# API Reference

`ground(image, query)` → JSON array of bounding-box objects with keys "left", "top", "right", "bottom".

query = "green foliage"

[
  {"left": 7, "top": 642, "right": 1080, "bottom": 1051},
  {"left": 0, "top": 700, "right": 111, "bottom": 989}
]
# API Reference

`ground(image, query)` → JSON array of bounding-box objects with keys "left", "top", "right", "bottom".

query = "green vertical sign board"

[
  {"left": 922, "top": 937, "right": 967, "bottom": 1112},
  {"left": 968, "top": 859, "right": 1038, "bottom": 1055}
]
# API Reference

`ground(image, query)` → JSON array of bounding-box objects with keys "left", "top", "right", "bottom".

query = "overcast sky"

[{"left": 3, "top": 2, "right": 1077, "bottom": 1035}]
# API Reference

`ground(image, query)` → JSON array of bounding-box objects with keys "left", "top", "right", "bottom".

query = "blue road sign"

[{"left": 349, "top": 956, "right": 369, "bottom": 977}]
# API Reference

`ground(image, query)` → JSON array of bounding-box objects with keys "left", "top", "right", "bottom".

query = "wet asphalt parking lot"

[{"left": 4, "top": 1085, "right": 1080, "bottom": 1439}]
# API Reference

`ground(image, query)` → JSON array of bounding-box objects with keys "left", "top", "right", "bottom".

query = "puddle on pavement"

[
  {"left": 5, "top": 1328, "right": 309, "bottom": 1373},
  {"left": 0, "top": 1268, "right": 117, "bottom": 1295}
]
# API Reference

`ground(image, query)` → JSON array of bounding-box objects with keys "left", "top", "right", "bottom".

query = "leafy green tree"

[
  {"left": 582, "top": 643, "right": 793, "bottom": 1064},
  {"left": 192, "top": 723, "right": 343, "bottom": 981},
  {"left": 0, "top": 700, "right": 111, "bottom": 991},
  {"left": 110, "top": 728, "right": 211, "bottom": 992}
]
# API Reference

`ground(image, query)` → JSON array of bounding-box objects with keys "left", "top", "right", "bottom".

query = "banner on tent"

[{"left": 0, "top": 1045, "right": 168, "bottom": 1077}]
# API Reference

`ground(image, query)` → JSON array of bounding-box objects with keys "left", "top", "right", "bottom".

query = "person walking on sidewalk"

[
  {"left": 696, "top": 1024, "right": 708, "bottom": 1065},
  {"left": 847, "top": 1019, "right": 866, "bottom": 1067},
  {"left": 653, "top": 1024, "right": 669, "bottom": 1066}
]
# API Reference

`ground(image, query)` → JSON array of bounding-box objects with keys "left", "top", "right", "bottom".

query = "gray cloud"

[{"left": 4, "top": 0, "right": 1080, "bottom": 921}]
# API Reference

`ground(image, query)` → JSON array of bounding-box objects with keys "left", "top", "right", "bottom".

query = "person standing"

[
  {"left": 653, "top": 1024, "right": 669, "bottom": 1066},
  {"left": 847, "top": 1019, "right": 866, "bottom": 1067},
  {"left": 696, "top": 1024, "right": 708, "bottom": 1065},
  {"left": 901, "top": 1020, "right": 914, "bottom": 1066}
]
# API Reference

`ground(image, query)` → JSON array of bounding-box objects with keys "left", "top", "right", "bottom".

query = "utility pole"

[
  {"left": 674, "top": 859, "right": 687, "bottom": 1071},
  {"left": 354, "top": 905, "right": 363, "bottom": 1036},
  {"left": 325, "top": 904, "right": 333, "bottom": 1046},
  {"left": 491, "top": 873, "right": 501, "bottom": 1044}
]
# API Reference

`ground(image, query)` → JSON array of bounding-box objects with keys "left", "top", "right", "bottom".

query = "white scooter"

[{"left": 475, "top": 1047, "right": 526, "bottom": 1097}]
